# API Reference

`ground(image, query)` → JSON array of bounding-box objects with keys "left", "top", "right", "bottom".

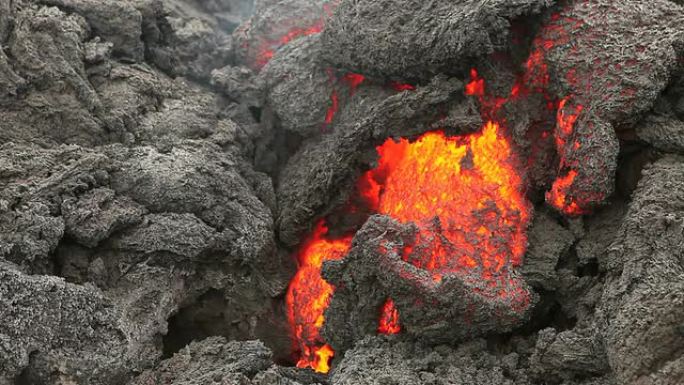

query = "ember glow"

[
  {"left": 285, "top": 220, "right": 352, "bottom": 373},
  {"left": 254, "top": 22, "right": 323, "bottom": 69},
  {"left": 377, "top": 298, "right": 401, "bottom": 335},
  {"left": 359, "top": 122, "right": 532, "bottom": 282},
  {"left": 251, "top": 1, "right": 338, "bottom": 70},
  {"left": 547, "top": 97, "right": 587, "bottom": 215}
]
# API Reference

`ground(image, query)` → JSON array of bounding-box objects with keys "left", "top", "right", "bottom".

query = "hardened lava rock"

[
  {"left": 130, "top": 336, "right": 325, "bottom": 385},
  {"left": 0, "top": 262, "right": 130, "bottom": 384},
  {"left": 233, "top": 0, "right": 335, "bottom": 70},
  {"left": 257, "top": 34, "right": 334, "bottom": 137},
  {"left": 322, "top": 215, "right": 536, "bottom": 353},
  {"left": 320, "top": 0, "right": 554, "bottom": 80},
  {"left": 331, "top": 335, "right": 616, "bottom": 385},
  {"left": 598, "top": 156, "right": 684, "bottom": 384},
  {"left": 537, "top": 0, "right": 684, "bottom": 214}
]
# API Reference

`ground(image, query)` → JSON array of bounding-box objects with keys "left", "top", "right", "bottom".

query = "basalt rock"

[
  {"left": 598, "top": 156, "right": 684, "bottom": 384},
  {"left": 233, "top": 0, "right": 332, "bottom": 71},
  {"left": 331, "top": 335, "right": 615, "bottom": 385},
  {"left": 537, "top": 0, "right": 684, "bottom": 213},
  {"left": 320, "top": 0, "right": 554, "bottom": 80},
  {"left": 0, "top": 261, "right": 130, "bottom": 384},
  {"left": 520, "top": 210, "right": 575, "bottom": 290}
]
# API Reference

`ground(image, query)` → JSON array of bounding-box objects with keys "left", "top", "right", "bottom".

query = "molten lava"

[
  {"left": 285, "top": 220, "right": 352, "bottom": 373},
  {"left": 378, "top": 298, "right": 401, "bottom": 335},
  {"left": 359, "top": 122, "right": 531, "bottom": 282}
]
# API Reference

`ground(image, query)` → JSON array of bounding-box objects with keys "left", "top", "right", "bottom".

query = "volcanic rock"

[
  {"left": 637, "top": 113, "right": 684, "bottom": 154},
  {"left": 233, "top": 0, "right": 332, "bottom": 70},
  {"left": 520, "top": 211, "right": 575, "bottom": 290},
  {"left": 129, "top": 337, "right": 284, "bottom": 385},
  {"left": 320, "top": 0, "right": 554, "bottom": 80},
  {"left": 538, "top": 0, "right": 684, "bottom": 214},
  {"left": 598, "top": 155, "right": 684, "bottom": 384},
  {"left": 331, "top": 335, "right": 615, "bottom": 385},
  {"left": 0, "top": 261, "right": 130, "bottom": 384},
  {"left": 531, "top": 327, "right": 609, "bottom": 382},
  {"left": 257, "top": 34, "right": 334, "bottom": 137}
]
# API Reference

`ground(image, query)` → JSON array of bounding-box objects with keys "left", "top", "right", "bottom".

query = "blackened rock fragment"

[
  {"left": 0, "top": 202, "right": 65, "bottom": 274},
  {"left": 212, "top": 65, "right": 261, "bottom": 107},
  {"left": 320, "top": 0, "right": 554, "bottom": 80},
  {"left": 322, "top": 216, "right": 536, "bottom": 353},
  {"left": 332, "top": 337, "right": 526, "bottom": 385},
  {"left": 2, "top": 5, "right": 107, "bottom": 146},
  {"left": 575, "top": 202, "right": 626, "bottom": 271},
  {"left": 41, "top": 0, "right": 146, "bottom": 62},
  {"left": 0, "top": 143, "right": 111, "bottom": 274},
  {"left": 107, "top": 140, "right": 286, "bottom": 295},
  {"left": 0, "top": 262, "right": 130, "bottom": 385},
  {"left": 598, "top": 156, "right": 684, "bottom": 384},
  {"left": 145, "top": 3, "right": 235, "bottom": 81}
]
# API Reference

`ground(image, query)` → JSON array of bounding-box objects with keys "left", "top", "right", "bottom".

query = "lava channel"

[{"left": 285, "top": 220, "right": 352, "bottom": 373}]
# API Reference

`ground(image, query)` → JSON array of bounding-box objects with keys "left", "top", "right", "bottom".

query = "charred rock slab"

[
  {"left": 520, "top": 211, "right": 575, "bottom": 290},
  {"left": 257, "top": 34, "right": 334, "bottom": 137},
  {"left": 531, "top": 327, "right": 609, "bottom": 382}
]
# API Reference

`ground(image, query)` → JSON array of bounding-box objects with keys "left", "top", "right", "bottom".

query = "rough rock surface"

[
  {"left": 637, "top": 113, "right": 684, "bottom": 154},
  {"left": 331, "top": 336, "right": 615, "bottom": 385},
  {"left": 520, "top": 211, "right": 575, "bottom": 290},
  {"left": 537, "top": 0, "right": 684, "bottom": 213},
  {"left": 320, "top": 0, "right": 554, "bottom": 80},
  {"left": 0, "top": 1, "right": 292, "bottom": 383},
  {"left": 233, "top": 0, "right": 332, "bottom": 70},
  {"left": 0, "top": 262, "right": 130, "bottom": 384},
  {"left": 1, "top": 0, "right": 684, "bottom": 383},
  {"left": 130, "top": 337, "right": 276, "bottom": 385},
  {"left": 531, "top": 327, "right": 609, "bottom": 382},
  {"left": 598, "top": 156, "right": 684, "bottom": 384},
  {"left": 257, "top": 35, "right": 333, "bottom": 137}
]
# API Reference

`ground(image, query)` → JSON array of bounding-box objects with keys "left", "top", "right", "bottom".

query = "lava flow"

[
  {"left": 359, "top": 122, "right": 532, "bottom": 284},
  {"left": 285, "top": 220, "right": 352, "bottom": 373},
  {"left": 377, "top": 298, "right": 401, "bottom": 335}
]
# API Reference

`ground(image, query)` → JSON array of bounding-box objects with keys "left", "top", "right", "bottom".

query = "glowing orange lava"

[
  {"left": 465, "top": 69, "right": 485, "bottom": 96},
  {"left": 285, "top": 220, "right": 352, "bottom": 373},
  {"left": 359, "top": 122, "right": 531, "bottom": 281},
  {"left": 255, "top": 23, "right": 323, "bottom": 69},
  {"left": 378, "top": 298, "right": 401, "bottom": 334}
]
